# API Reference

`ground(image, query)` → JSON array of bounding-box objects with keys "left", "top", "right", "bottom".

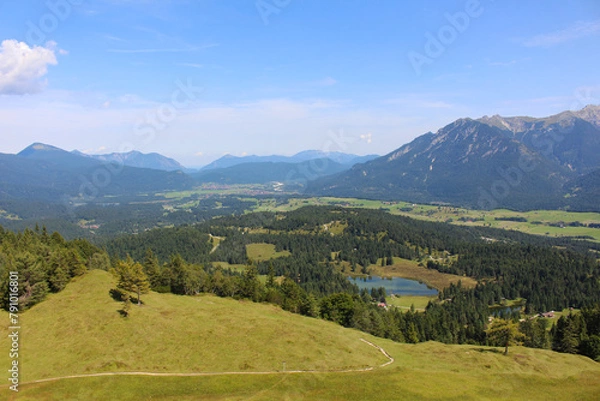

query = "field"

[
  {"left": 2, "top": 270, "right": 600, "bottom": 400},
  {"left": 385, "top": 294, "right": 435, "bottom": 311},
  {"left": 246, "top": 243, "right": 291, "bottom": 262}
]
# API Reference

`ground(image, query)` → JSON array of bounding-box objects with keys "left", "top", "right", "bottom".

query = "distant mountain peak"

[
  {"left": 573, "top": 104, "right": 600, "bottom": 127},
  {"left": 18, "top": 143, "right": 64, "bottom": 156}
]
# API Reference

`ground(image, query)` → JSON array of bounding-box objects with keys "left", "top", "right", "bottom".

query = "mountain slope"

[
  {"left": 479, "top": 105, "right": 600, "bottom": 174},
  {"left": 309, "top": 106, "right": 600, "bottom": 211}
]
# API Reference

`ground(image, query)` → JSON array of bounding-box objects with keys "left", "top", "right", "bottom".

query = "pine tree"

[
  {"left": 143, "top": 249, "right": 162, "bottom": 289},
  {"left": 114, "top": 257, "right": 151, "bottom": 305},
  {"left": 486, "top": 318, "right": 524, "bottom": 355}
]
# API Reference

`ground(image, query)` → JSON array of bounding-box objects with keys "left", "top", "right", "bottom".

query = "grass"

[
  {"left": 368, "top": 257, "right": 477, "bottom": 290},
  {"left": 0, "top": 270, "right": 388, "bottom": 383},
  {"left": 4, "top": 344, "right": 600, "bottom": 400},
  {"left": 246, "top": 243, "right": 291, "bottom": 262},
  {"left": 1, "top": 270, "right": 600, "bottom": 400},
  {"left": 211, "top": 261, "right": 246, "bottom": 272},
  {"left": 385, "top": 295, "right": 435, "bottom": 311}
]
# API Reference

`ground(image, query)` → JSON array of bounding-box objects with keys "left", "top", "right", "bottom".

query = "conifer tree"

[{"left": 114, "top": 256, "right": 150, "bottom": 305}]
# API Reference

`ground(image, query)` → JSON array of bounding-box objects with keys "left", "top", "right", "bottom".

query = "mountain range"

[
  {"left": 201, "top": 151, "right": 379, "bottom": 170},
  {"left": 0, "top": 144, "right": 374, "bottom": 206},
  {"left": 308, "top": 105, "right": 600, "bottom": 211},
  {"left": 1, "top": 105, "right": 599, "bottom": 213},
  {"left": 72, "top": 149, "right": 191, "bottom": 172},
  {"left": 0, "top": 143, "right": 195, "bottom": 205}
]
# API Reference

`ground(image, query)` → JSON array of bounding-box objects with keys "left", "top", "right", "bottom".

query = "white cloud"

[
  {"left": 360, "top": 133, "right": 372, "bottom": 144},
  {"left": 522, "top": 20, "right": 600, "bottom": 47},
  {"left": 0, "top": 40, "right": 58, "bottom": 95}
]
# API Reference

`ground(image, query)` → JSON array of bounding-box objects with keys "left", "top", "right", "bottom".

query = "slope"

[{"left": 0, "top": 270, "right": 388, "bottom": 382}]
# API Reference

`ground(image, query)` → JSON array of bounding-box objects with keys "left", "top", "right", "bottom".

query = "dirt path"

[
  {"left": 208, "top": 233, "right": 223, "bottom": 254},
  {"left": 20, "top": 339, "right": 394, "bottom": 386}
]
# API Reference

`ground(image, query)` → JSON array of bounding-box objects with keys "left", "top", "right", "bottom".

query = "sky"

[{"left": 0, "top": 0, "right": 599, "bottom": 167}]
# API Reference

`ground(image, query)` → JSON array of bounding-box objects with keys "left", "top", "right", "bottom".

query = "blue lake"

[{"left": 349, "top": 276, "right": 438, "bottom": 296}]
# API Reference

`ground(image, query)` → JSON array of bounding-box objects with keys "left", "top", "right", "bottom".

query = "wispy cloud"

[
  {"left": 108, "top": 44, "right": 217, "bottom": 54},
  {"left": 177, "top": 62, "right": 203, "bottom": 68},
  {"left": 487, "top": 59, "right": 517, "bottom": 67},
  {"left": 313, "top": 77, "right": 337, "bottom": 87},
  {"left": 522, "top": 20, "right": 600, "bottom": 47},
  {"left": 103, "top": 34, "right": 128, "bottom": 42}
]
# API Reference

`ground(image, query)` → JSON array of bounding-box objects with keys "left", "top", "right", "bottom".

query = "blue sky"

[{"left": 0, "top": 0, "right": 599, "bottom": 167}]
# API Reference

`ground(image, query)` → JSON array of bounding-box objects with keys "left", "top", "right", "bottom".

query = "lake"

[{"left": 349, "top": 276, "right": 438, "bottom": 296}]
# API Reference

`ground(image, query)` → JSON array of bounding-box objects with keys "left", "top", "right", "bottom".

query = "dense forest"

[
  {"left": 1, "top": 206, "right": 599, "bottom": 361},
  {"left": 0, "top": 225, "right": 109, "bottom": 310}
]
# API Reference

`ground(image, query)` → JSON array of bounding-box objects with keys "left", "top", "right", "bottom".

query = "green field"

[
  {"left": 253, "top": 197, "right": 600, "bottom": 242},
  {"left": 2, "top": 270, "right": 600, "bottom": 400},
  {"left": 149, "top": 187, "right": 600, "bottom": 243},
  {"left": 246, "top": 243, "right": 291, "bottom": 262},
  {"left": 385, "top": 294, "right": 435, "bottom": 311}
]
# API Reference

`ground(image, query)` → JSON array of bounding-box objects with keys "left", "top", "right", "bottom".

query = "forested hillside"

[{"left": 2, "top": 206, "right": 600, "bottom": 361}]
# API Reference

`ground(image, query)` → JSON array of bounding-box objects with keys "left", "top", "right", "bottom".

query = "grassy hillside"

[
  {"left": 2, "top": 270, "right": 600, "bottom": 400},
  {"left": 0, "top": 270, "right": 386, "bottom": 382}
]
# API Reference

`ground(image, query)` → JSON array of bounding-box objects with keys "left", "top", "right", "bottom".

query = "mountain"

[
  {"left": 308, "top": 106, "right": 600, "bottom": 211},
  {"left": 19, "top": 143, "right": 100, "bottom": 169},
  {"left": 478, "top": 105, "right": 600, "bottom": 174},
  {"left": 193, "top": 158, "right": 349, "bottom": 186},
  {"left": 73, "top": 149, "right": 190, "bottom": 172},
  {"left": 201, "top": 151, "right": 379, "bottom": 170},
  {"left": 563, "top": 168, "right": 600, "bottom": 211},
  {"left": 1, "top": 143, "right": 195, "bottom": 204}
]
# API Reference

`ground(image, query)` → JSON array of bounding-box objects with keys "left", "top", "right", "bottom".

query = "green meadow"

[{"left": 246, "top": 243, "right": 291, "bottom": 262}]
